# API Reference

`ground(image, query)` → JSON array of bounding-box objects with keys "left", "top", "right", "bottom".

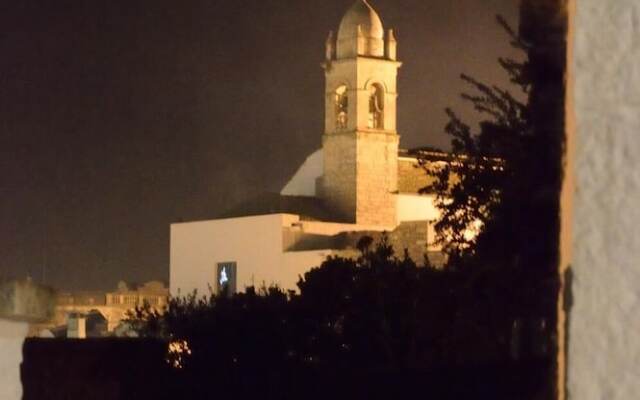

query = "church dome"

[{"left": 337, "top": 0, "right": 384, "bottom": 41}]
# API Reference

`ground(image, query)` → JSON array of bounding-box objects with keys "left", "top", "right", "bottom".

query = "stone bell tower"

[{"left": 318, "top": 0, "right": 401, "bottom": 227}]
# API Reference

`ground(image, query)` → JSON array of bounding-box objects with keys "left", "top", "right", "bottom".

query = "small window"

[{"left": 217, "top": 262, "right": 237, "bottom": 296}]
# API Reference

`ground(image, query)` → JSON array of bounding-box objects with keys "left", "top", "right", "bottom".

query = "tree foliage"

[
  {"left": 420, "top": 6, "right": 567, "bottom": 397},
  {"left": 127, "top": 236, "right": 553, "bottom": 373},
  {"left": 421, "top": 16, "right": 529, "bottom": 264},
  {"left": 125, "top": 235, "right": 556, "bottom": 398},
  {"left": 422, "top": 11, "right": 565, "bottom": 281}
]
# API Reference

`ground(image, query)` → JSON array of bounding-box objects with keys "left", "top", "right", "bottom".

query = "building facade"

[{"left": 171, "top": 0, "right": 448, "bottom": 297}]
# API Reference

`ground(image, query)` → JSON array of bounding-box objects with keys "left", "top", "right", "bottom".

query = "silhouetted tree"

[
  {"left": 294, "top": 235, "right": 427, "bottom": 368},
  {"left": 127, "top": 236, "right": 457, "bottom": 369},
  {"left": 421, "top": 16, "right": 529, "bottom": 267},
  {"left": 422, "top": 2, "right": 566, "bottom": 304},
  {"left": 126, "top": 234, "right": 559, "bottom": 398},
  {"left": 421, "top": 2, "right": 567, "bottom": 396},
  {"left": 423, "top": 1, "right": 566, "bottom": 274}
]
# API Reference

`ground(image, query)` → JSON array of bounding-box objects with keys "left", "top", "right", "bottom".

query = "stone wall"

[
  {"left": 324, "top": 221, "right": 443, "bottom": 267},
  {"left": 390, "top": 221, "right": 445, "bottom": 267},
  {"left": 388, "top": 221, "right": 430, "bottom": 263},
  {"left": 321, "top": 132, "right": 358, "bottom": 222},
  {"left": 321, "top": 130, "right": 399, "bottom": 227},
  {"left": 398, "top": 157, "right": 434, "bottom": 193},
  {"left": 354, "top": 131, "right": 399, "bottom": 227}
]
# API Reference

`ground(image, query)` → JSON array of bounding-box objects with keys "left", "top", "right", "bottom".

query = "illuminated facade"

[{"left": 170, "top": 0, "right": 449, "bottom": 297}]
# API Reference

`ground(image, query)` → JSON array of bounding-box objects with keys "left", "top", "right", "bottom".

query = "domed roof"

[{"left": 337, "top": 0, "right": 384, "bottom": 41}]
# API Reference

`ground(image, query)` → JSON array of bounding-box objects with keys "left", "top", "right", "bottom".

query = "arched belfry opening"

[
  {"left": 335, "top": 85, "right": 348, "bottom": 131},
  {"left": 368, "top": 83, "right": 384, "bottom": 129}
]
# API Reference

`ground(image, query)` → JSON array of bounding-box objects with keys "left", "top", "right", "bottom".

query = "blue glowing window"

[{"left": 216, "top": 262, "right": 237, "bottom": 296}]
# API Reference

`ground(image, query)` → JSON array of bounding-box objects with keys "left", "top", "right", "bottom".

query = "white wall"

[
  {"left": 570, "top": 1, "right": 640, "bottom": 398},
  {"left": 0, "top": 318, "right": 28, "bottom": 400},
  {"left": 170, "top": 214, "right": 336, "bottom": 296},
  {"left": 280, "top": 149, "right": 323, "bottom": 197},
  {"left": 170, "top": 195, "right": 446, "bottom": 297},
  {"left": 396, "top": 193, "right": 439, "bottom": 222},
  {"left": 171, "top": 214, "right": 285, "bottom": 296}
]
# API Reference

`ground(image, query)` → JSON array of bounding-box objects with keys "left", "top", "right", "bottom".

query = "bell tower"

[{"left": 319, "top": 0, "right": 402, "bottom": 227}]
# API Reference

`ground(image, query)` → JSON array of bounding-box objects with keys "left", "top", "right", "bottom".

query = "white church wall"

[
  {"left": 280, "top": 149, "right": 323, "bottom": 197},
  {"left": 170, "top": 214, "right": 288, "bottom": 297},
  {"left": 170, "top": 214, "right": 341, "bottom": 296},
  {"left": 396, "top": 193, "right": 439, "bottom": 223},
  {"left": 170, "top": 211, "right": 416, "bottom": 296}
]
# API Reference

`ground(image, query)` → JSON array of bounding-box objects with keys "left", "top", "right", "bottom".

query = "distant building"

[
  {"left": 171, "top": 1, "right": 461, "bottom": 297},
  {"left": 35, "top": 280, "right": 168, "bottom": 337}
]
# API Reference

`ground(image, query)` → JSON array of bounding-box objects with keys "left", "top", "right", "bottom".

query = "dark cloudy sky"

[{"left": 0, "top": 0, "right": 520, "bottom": 290}]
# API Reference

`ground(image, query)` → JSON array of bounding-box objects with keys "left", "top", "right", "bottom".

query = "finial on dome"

[
  {"left": 386, "top": 29, "right": 397, "bottom": 60},
  {"left": 388, "top": 28, "right": 396, "bottom": 42},
  {"left": 325, "top": 30, "right": 335, "bottom": 61}
]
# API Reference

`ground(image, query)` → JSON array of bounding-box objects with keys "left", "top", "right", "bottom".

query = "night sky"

[{"left": 1, "top": 0, "right": 520, "bottom": 290}]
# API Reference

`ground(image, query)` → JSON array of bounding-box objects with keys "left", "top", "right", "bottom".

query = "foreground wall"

[
  {"left": 0, "top": 280, "right": 54, "bottom": 399},
  {"left": 569, "top": 0, "right": 640, "bottom": 398},
  {"left": 0, "top": 319, "right": 28, "bottom": 400}
]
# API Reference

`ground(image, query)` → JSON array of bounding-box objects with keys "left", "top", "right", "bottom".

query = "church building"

[{"left": 170, "top": 0, "right": 449, "bottom": 297}]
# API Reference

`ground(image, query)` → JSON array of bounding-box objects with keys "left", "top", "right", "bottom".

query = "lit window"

[{"left": 217, "top": 262, "right": 237, "bottom": 297}]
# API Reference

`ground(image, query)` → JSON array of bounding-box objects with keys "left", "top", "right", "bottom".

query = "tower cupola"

[{"left": 337, "top": 0, "right": 385, "bottom": 59}]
